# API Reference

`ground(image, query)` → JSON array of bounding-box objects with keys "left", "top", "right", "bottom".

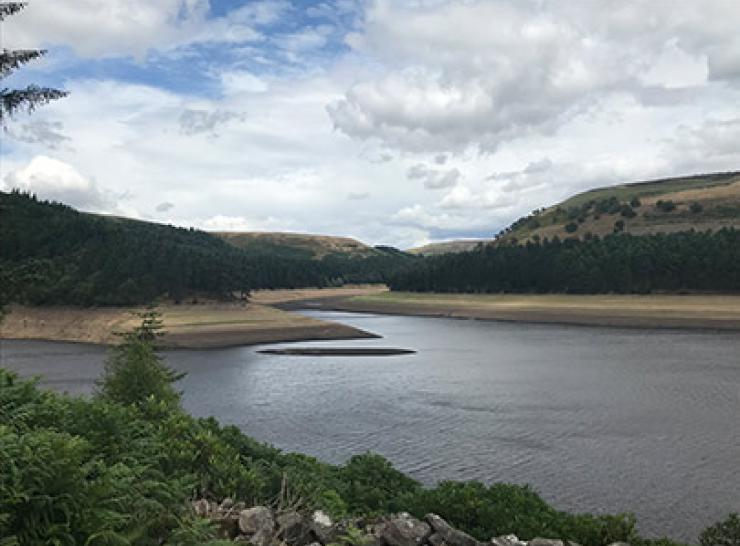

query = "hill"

[
  {"left": 408, "top": 239, "right": 486, "bottom": 256},
  {"left": 0, "top": 191, "right": 416, "bottom": 306},
  {"left": 496, "top": 171, "right": 740, "bottom": 244},
  {"left": 217, "top": 231, "right": 383, "bottom": 259}
]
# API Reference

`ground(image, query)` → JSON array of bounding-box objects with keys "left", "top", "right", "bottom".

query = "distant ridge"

[
  {"left": 495, "top": 170, "right": 740, "bottom": 244},
  {"left": 408, "top": 239, "right": 487, "bottom": 256},
  {"left": 214, "top": 231, "right": 382, "bottom": 260}
]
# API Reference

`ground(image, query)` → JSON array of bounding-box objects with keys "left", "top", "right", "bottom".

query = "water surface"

[{"left": 2, "top": 311, "right": 739, "bottom": 542}]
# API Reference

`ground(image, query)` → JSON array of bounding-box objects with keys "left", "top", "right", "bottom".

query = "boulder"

[
  {"left": 239, "top": 506, "right": 275, "bottom": 536},
  {"left": 424, "top": 514, "right": 480, "bottom": 546},
  {"left": 310, "top": 510, "right": 337, "bottom": 544},
  {"left": 277, "top": 511, "right": 313, "bottom": 545},
  {"left": 380, "top": 513, "right": 432, "bottom": 546},
  {"left": 193, "top": 498, "right": 210, "bottom": 517},
  {"left": 248, "top": 528, "right": 275, "bottom": 546},
  {"left": 491, "top": 535, "right": 527, "bottom": 546}
]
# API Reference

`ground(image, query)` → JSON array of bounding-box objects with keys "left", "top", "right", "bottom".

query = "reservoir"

[{"left": 2, "top": 310, "right": 739, "bottom": 542}]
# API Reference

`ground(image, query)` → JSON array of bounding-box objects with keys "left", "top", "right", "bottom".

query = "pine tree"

[{"left": 0, "top": 2, "right": 68, "bottom": 124}]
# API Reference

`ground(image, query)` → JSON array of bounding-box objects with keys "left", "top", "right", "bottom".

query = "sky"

[{"left": 1, "top": 0, "right": 740, "bottom": 249}]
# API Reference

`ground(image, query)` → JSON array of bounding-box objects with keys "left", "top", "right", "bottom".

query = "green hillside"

[
  {"left": 496, "top": 171, "right": 740, "bottom": 244},
  {"left": 0, "top": 191, "right": 416, "bottom": 306}
]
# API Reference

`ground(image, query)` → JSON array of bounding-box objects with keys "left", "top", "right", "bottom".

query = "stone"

[
  {"left": 606, "top": 543, "right": 631, "bottom": 546},
  {"left": 193, "top": 498, "right": 210, "bottom": 517},
  {"left": 213, "top": 514, "right": 240, "bottom": 539},
  {"left": 310, "top": 510, "right": 337, "bottom": 544},
  {"left": 239, "top": 506, "right": 276, "bottom": 536},
  {"left": 491, "top": 535, "right": 527, "bottom": 546},
  {"left": 380, "top": 513, "right": 432, "bottom": 546},
  {"left": 424, "top": 514, "right": 480, "bottom": 546},
  {"left": 529, "top": 539, "right": 564, "bottom": 546},
  {"left": 277, "top": 511, "right": 313, "bottom": 545},
  {"left": 248, "top": 528, "right": 275, "bottom": 546},
  {"left": 220, "top": 498, "right": 235, "bottom": 511}
]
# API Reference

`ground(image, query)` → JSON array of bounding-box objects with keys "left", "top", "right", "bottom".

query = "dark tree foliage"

[
  {"left": 0, "top": 191, "right": 417, "bottom": 305},
  {"left": 0, "top": 2, "right": 69, "bottom": 123},
  {"left": 389, "top": 230, "right": 740, "bottom": 294}
]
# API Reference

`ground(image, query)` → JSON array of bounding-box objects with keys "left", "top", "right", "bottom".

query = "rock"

[
  {"left": 529, "top": 539, "right": 564, "bottom": 546},
  {"left": 310, "top": 510, "right": 338, "bottom": 545},
  {"left": 239, "top": 506, "right": 275, "bottom": 536},
  {"left": 213, "top": 514, "right": 241, "bottom": 539},
  {"left": 424, "top": 514, "right": 480, "bottom": 546},
  {"left": 606, "top": 543, "right": 630, "bottom": 546},
  {"left": 220, "top": 498, "right": 235, "bottom": 511},
  {"left": 277, "top": 511, "right": 313, "bottom": 545},
  {"left": 193, "top": 498, "right": 210, "bottom": 517},
  {"left": 313, "top": 510, "right": 333, "bottom": 528},
  {"left": 491, "top": 535, "right": 527, "bottom": 546},
  {"left": 380, "top": 513, "right": 432, "bottom": 546},
  {"left": 248, "top": 528, "right": 275, "bottom": 546}
]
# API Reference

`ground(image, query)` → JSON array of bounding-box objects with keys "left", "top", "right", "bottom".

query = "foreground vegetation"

[
  {"left": 389, "top": 230, "right": 739, "bottom": 294},
  {"left": 1, "top": 314, "right": 737, "bottom": 545},
  {"left": 0, "top": 191, "right": 417, "bottom": 306}
]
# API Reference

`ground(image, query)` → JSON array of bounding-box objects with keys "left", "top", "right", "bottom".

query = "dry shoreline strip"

[
  {"left": 0, "top": 301, "right": 378, "bottom": 349},
  {"left": 308, "top": 291, "right": 740, "bottom": 331},
  {"left": 4, "top": 286, "right": 740, "bottom": 349}
]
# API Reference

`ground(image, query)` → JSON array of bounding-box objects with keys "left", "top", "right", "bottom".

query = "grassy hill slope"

[
  {"left": 407, "top": 239, "right": 487, "bottom": 256},
  {"left": 216, "top": 231, "right": 383, "bottom": 259},
  {"left": 497, "top": 171, "right": 740, "bottom": 244}
]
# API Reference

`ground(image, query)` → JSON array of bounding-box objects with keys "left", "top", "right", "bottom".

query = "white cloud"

[
  {"left": 2, "top": 0, "right": 279, "bottom": 58},
  {"left": 3, "top": 155, "right": 116, "bottom": 211},
  {"left": 330, "top": 0, "right": 740, "bottom": 153},
  {"left": 406, "top": 163, "right": 461, "bottom": 189}
]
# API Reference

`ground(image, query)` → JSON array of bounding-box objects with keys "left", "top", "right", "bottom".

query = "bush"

[
  {"left": 565, "top": 222, "right": 579, "bottom": 233},
  {"left": 630, "top": 197, "right": 642, "bottom": 208},
  {"left": 620, "top": 205, "right": 637, "bottom": 218},
  {"left": 690, "top": 202, "right": 704, "bottom": 214},
  {"left": 655, "top": 200, "right": 676, "bottom": 212},
  {"left": 700, "top": 513, "right": 740, "bottom": 546}
]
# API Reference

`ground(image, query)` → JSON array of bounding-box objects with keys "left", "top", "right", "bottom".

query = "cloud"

[
  {"left": 329, "top": 0, "right": 740, "bottom": 153},
  {"left": 407, "top": 163, "right": 461, "bottom": 189},
  {"left": 3, "top": 155, "right": 116, "bottom": 211},
  {"left": 6, "top": 120, "right": 71, "bottom": 150},
  {"left": 179, "top": 109, "right": 244, "bottom": 136},
  {"left": 347, "top": 192, "right": 370, "bottom": 200},
  {"left": 155, "top": 201, "right": 175, "bottom": 212},
  {"left": 2, "top": 0, "right": 283, "bottom": 58}
]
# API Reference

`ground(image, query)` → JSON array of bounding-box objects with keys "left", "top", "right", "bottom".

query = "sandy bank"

[
  {"left": 0, "top": 302, "right": 377, "bottom": 349},
  {"left": 312, "top": 292, "right": 740, "bottom": 331}
]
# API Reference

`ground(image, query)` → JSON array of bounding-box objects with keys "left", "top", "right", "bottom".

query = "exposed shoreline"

[
  {"left": 295, "top": 291, "right": 740, "bottom": 331},
  {"left": 0, "top": 301, "right": 378, "bottom": 349},
  {"left": 4, "top": 287, "right": 740, "bottom": 350}
]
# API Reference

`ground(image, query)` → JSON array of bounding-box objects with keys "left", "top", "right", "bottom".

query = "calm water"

[{"left": 2, "top": 311, "right": 739, "bottom": 542}]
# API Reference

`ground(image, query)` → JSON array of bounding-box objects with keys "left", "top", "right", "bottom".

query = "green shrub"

[
  {"left": 565, "top": 222, "right": 579, "bottom": 233},
  {"left": 700, "top": 513, "right": 740, "bottom": 546}
]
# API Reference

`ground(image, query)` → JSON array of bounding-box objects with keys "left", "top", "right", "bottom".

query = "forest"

[
  {"left": 389, "top": 230, "right": 740, "bottom": 294},
  {"left": 0, "top": 191, "right": 417, "bottom": 306}
]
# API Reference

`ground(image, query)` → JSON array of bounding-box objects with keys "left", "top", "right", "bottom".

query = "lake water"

[{"left": 2, "top": 310, "right": 739, "bottom": 542}]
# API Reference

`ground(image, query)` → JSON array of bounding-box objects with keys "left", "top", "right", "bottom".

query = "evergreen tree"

[
  {"left": 97, "top": 310, "right": 184, "bottom": 413},
  {"left": 0, "top": 2, "right": 68, "bottom": 123}
]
